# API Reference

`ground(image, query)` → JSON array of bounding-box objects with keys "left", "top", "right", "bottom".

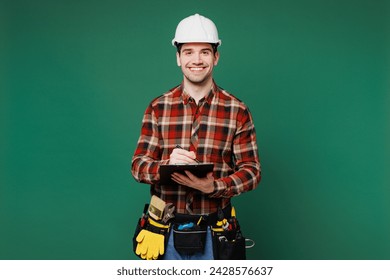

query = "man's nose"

[{"left": 193, "top": 53, "right": 202, "bottom": 64}]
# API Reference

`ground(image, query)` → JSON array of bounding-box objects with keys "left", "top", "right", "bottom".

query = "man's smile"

[{"left": 188, "top": 66, "right": 207, "bottom": 72}]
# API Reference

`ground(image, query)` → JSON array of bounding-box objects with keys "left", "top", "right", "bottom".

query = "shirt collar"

[{"left": 181, "top": 81, "right": 217, "bottom": 105}]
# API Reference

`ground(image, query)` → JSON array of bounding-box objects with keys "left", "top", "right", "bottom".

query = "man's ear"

[
  {"left": 176, "top": 52, "right": 181, "bottom": 67},
  {"left": 214, "top": 51, "right": 220, "bottom": 66}
]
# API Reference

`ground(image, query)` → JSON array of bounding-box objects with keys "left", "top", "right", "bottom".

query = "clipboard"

[{"left": 159, "top": 163, "right": 214, "bottom": 185}]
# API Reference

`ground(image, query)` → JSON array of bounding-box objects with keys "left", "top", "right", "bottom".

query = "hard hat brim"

[{"left": 172, "top": 39, "right": 222, "bottom": 47}]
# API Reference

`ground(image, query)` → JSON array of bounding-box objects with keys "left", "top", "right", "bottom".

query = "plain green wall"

[{"left": 1, "top": 0, "right": 389, "bottom": 260}]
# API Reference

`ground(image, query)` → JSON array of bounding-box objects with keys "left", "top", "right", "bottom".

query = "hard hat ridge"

[{"left": 172, "top": 13, "right": 222, "bottom": 47}]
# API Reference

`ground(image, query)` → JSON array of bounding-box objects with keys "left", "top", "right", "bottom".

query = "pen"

[{"left": 175, "top": 145, "right": 200, "bottom": 163}]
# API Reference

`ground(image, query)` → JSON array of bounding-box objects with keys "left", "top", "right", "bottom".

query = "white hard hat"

[{"left": 172, "top": 13, "right": 222, "bottom": 46}]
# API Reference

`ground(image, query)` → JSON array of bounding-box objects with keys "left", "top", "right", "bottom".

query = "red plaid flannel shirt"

[{"left": 131, "top": 81, "right": 261, "bottom": 215}]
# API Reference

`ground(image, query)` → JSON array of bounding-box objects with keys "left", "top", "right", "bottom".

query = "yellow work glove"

[
  {"left": 135, "top": 230, "right": 165, "bottom": 260},
  {"left": 135, "top": 219, "right": 169, "bottom": 260}
]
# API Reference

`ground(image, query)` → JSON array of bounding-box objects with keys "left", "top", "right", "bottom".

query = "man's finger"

[
  {"left": 172, "top": 172, "right": 189, "bottom": 184},
  {"left": 184, "top": 170, "right": 198, "bottom": 180}
]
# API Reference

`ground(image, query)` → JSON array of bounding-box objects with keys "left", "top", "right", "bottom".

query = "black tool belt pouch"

[
  {"left": 211, "top": 228, "right": 246, "bottom": 260},
  {"left": 173, "top": 223, "right": 207, "bottom": 254}
]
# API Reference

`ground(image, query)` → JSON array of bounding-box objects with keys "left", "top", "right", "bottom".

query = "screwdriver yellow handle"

[{"left": 231, "top": 206, "right": 236, "bottom": 218}]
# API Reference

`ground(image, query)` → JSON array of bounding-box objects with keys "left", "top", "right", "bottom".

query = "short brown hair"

[{"left": 175, "top": 43, "right": 219, "bottom": 54}]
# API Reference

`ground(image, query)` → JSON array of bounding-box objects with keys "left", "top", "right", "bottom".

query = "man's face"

[{"left": 176, "top": 43, "right": 220, "bottom": 86}]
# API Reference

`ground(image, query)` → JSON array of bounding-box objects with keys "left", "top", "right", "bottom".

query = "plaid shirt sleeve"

[
  {"left": 131, "top": 101, "right": 169, "bottom": 184},
  {"left": 210, "top": 105, "right": 261, "bottom": 198}
]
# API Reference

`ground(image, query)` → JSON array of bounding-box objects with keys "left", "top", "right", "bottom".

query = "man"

[{"left": 131, "top": 13, "right": 261, "bottom": 260}]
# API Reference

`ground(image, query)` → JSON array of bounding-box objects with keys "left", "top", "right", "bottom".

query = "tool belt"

[
  {"left": 210, "top": 217, "right": 247, "bottom": 260},
  {"left": 174, "top": 204, "right": 232, "bottom": 225},
  {"left": 169, "top": 205, "right": 232, "bottom": 255},
  {"left": 132, "top": 200, "right": 251, "bottom": 260}
]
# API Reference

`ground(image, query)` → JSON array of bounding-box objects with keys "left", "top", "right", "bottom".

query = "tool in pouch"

[
  {"left": 132, "top": 195, "right": 175, "bottom": 260},
  {"left": 211, "top": 206, "right": 255, "bottom": 260},
  {"left": 172, "top": 215, "right": 208, "bottom": 255}
]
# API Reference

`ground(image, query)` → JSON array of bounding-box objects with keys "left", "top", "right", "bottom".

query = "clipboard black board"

[{"left": 159, "top": 163, "right": 214, "bottom": 185}]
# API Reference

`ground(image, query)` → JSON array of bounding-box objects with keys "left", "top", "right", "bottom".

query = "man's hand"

[
  {"left": 169, "top": 147, "right": 198, "bottom": 164},
  {"left": 171, "top": 171, "right": 214, "bottom": 194}
]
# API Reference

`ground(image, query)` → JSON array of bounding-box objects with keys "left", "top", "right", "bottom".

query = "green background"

[{"left": 1, "top": 0, "right": 389, "bottom": 260}]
